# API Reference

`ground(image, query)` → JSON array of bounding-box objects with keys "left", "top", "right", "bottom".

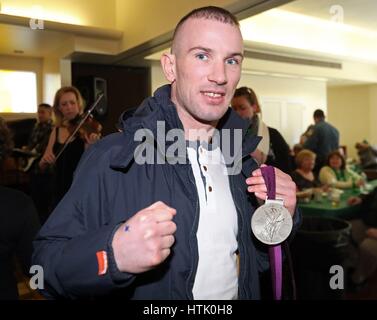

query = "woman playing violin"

[{"left": 40, "top": 86, "right": 102, "bottom": 207}]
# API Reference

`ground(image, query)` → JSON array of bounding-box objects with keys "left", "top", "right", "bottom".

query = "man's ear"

[{"left": 161, "top": 53, "right": 176, "bottom": 83}]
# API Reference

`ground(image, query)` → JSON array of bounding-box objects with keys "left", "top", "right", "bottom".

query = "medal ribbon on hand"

[{"left": 261, "top": 165, "right": 276, "bottom": 200}]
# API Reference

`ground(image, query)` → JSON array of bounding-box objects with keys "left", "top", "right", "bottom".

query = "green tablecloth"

[{"left": 298, "top": 180, "right": 377, "bottom": 219}]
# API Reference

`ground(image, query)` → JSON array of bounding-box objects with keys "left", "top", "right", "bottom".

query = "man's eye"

[
  {"left": 226, "top": 58, "right": 239, "bottom": 65},
  {"left": 196, "top": 53, "right": 208, "bottom": 61}
]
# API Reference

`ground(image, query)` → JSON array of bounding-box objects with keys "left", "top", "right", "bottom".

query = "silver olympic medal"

[{"left": 251, "top": 200, "right": 293, "bottom": 245}]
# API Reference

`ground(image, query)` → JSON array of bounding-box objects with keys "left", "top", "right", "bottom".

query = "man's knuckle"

[
  {"left": 170, "top": 222, "right": 177, "bottom": 233},
  {"left": 150, "top": 252, "right": 162, "bottom": 266},
  {"left": 145, "top": 228, "right": 155, "bottom": 239}
]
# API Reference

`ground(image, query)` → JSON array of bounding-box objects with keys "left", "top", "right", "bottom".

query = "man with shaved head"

[{"left": 33, "top": 6, "right": 300, "bottom": 300}]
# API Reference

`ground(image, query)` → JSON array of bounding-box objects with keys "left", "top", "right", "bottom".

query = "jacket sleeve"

[{"left": 32, "top": 145, "right": 135, "bottom": 299}]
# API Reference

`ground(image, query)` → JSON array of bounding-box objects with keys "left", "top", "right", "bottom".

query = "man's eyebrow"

[
  {"left": 187, "top": 46, "right": 244, "bottom": 59},
  {"left": 230, "top": 52, "right": 244, "bottom": 59},
  {"left": 187, "top": 46, "right": 213, "bottom": 53}
]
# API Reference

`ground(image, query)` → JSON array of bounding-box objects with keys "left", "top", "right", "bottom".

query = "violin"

[
  {"left": 66, "top": 113, "right": 102, "bottom": 140},
  {"left": 55, "top": 94, "right": 104, "bottom": 161}
]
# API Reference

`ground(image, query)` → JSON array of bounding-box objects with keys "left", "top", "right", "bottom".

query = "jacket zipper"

[
  {"left": 229, "top": 175, "right": 248, "bottom": 299},
  {"left": 186, "top": 167, "right": 200, "bottom": 300}
]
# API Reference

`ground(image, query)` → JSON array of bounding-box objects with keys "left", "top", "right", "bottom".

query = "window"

[{"left": 0, "top": 70, "right": 37, "bottom": 113}]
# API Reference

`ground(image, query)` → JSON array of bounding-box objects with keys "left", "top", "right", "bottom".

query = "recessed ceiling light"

[{"left": 14, "top": 50, "right": 24, "bottom": 54}]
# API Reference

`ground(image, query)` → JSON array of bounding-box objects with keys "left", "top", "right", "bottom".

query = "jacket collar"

[{"left": 110, "top": 85, "right": 260, "bottom": 170}]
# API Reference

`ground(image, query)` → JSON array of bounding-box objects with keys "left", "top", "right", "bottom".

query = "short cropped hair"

[
  {"left": 172, "top": 6, "right": 239, "bottom": 53},
  {"left": 295, "top": 149, "right": 316, "bottom": 168},
  {"left": 313, "top": 109, "right": 325, "bottom": 119},
  {"left": 38, "top": 103, "right": 52, "bottom": 110}
]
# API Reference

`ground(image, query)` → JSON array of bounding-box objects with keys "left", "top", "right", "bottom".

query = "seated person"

[
  {"left": 0, "top": 116, "right": 14, "bottom": 165},
  {"left": 355, "top": 141, "right": 377, "bottom": 170},
  {"left": 319, "top": 150, "right": 363, "bottom": 189},
  {"left": 347, "top": 189, "right": 377, "bottom": 286},
  {"left": 0, "top": 117, "right": 15, "bottom": 183},
  {"left": 291, "top": 149, "right": 321, "bottom": 198},
  {"left": 24, "top": 103, "right": 54, "bottom": 224},
  {"left": 24, "top": 103, "right": 53, "bottom": 159}
]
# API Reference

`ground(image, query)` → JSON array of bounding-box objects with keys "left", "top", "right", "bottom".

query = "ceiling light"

[{"left": 240, "top": 8, "right": 377, "bottom": 64}]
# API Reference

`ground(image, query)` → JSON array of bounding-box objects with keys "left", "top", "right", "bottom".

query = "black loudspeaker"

[{"left": 74, "top": 76, "right": 108, "bottom": 120}]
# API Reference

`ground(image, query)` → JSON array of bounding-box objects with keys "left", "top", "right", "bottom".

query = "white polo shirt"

[{"left": 187, "top": 144, "right": 239, "bottom": 300}]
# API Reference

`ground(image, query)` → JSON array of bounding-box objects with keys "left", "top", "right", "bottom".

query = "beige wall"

[
  {"left": 151, "top": 61, "right": 168, "bottom": 93},
  {"left": 327, "top": 85, "right": 376, "bottom": 160},
  {"left": 42, "top": 57, "right": 61, "bottom": 105},
  {"left": 369, "top": 85, "right": 377, "bottom": 146},
  {"left": 238, "top": 73, "right": 327, "bottom": 146},
  {"left": 238, "top": 73, "right": 327, "bottom": 123}
]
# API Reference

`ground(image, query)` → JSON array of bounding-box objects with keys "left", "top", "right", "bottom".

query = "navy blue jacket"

[{"left": 32, "top": 85, "right": 301, "bottom": 299}]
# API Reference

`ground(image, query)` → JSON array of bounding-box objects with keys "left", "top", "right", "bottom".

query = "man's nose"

[{"left": 208, "top": 60, "right": 227, "bottom": 85}]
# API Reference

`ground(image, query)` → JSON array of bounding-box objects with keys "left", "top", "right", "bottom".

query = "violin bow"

[{"left": 55, "top": 93, "right": 104, "bottom": 161}]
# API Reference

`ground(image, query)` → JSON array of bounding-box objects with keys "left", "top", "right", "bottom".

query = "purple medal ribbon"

[
  {"left": 260, "top": 166, "right": 282, "bottom": 301},
  {"left": 261, "top": 166, "right": 276, "bottom": 200}
]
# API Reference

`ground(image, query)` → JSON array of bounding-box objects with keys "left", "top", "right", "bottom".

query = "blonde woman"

[
  {"left": 291, "top": 149, "right": 321, "bottom": 198},
  {"left": 40, "top": 86, "right": 101, "bottom": 206}
]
